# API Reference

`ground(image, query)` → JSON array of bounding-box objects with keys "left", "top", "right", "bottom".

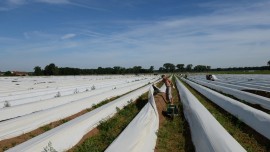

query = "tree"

[
  {"left": 163, "top": 63, "right": 175, "bottom": 72},
  {"left": 268, "top": 60, "right": 270, "bottom": 66},
  {"left": 194, "top": 65, "right": 208, "bottom": 72},
  {"left": 4, "top": 71, "right": 12, "bottom": 76},
  {"left": 44, "top": 63, "right": 59, "bottom": 75},
  {"left": 159, "top": 67, "right": 164, "bottom": 72},
  {"left": 149, "top": 66, "right": 154, "bottom": 73},
  {"left": 186, "top": 64, "right": 193, "bottom": 72},
  {"left": 133, "top": 66, "right": 142, "bottom": 74},
  {"left": 34, "top": 66, "right": 43, "bottom": 76},
  {"left": 206, "top": 66, "right": 211, "bottom": 71},
  {"left": 163, "top": 63, "right": 170, "bottom": 72},
  {"left": 176, "top": 64, "right": 185, "bottom": 72}
]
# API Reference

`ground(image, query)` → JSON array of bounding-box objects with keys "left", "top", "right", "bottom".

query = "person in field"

[{"left": 162, "top": 75, "right": 174, "bottom": 104}]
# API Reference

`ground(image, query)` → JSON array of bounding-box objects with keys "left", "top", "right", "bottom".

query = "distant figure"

[
  {"left": 162, "top": 75, "right": 174, "bottom": 104},
  {"left": 206, "top": 74, "right": 217, "bottom": 81}
]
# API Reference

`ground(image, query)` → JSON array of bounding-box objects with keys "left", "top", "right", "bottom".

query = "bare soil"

[
  {"left": 242, "top": 89, "right": 270, "bottom": 98},
  {"left": 154, "top": 92, "right": 168, "bottom": 126}
]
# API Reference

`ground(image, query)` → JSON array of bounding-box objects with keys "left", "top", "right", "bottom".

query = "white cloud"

[
  {"left": 61, "top": 33, "right": 76, "bottom": 40},
  {"left": 8, "top": 0, "right": 26, "bottom": 5},
  {"left": 35, "top": 0, "right": 69, "bottom": 4},
  {"left": 23, "top": 31, "right": 57, "bottom": 40},
  {"left": 0, "top": 0, "right": 26, "bottom": 11}
]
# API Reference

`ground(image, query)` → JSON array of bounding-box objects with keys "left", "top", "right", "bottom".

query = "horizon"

[
  {"left": 1, "top": 0, "right": 270, "bottom": 71},
  {"left": 1, "top": 63, "right": 269, "bottom": 73}
]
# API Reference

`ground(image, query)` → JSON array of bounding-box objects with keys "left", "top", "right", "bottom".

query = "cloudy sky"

[{"left": 0, "top": 0, "right": 270, "bottom": 71}]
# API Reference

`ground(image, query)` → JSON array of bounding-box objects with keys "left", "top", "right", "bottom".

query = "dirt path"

[
  {"left": 154, "top": 92, "right": 167, "bottom": 126},
  {"left": 155, "top": 78, "right": 195, "bottom": 152}
]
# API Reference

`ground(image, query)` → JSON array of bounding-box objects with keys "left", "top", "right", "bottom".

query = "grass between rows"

[
  {"left": 70, "top": 92, "right": 149, "bottom": 152},
  {"left": 242, "top": 89, "right": 270, "bottom": 98},
  {"left": 181, "top": 79, "right": 270, "bottom": 152},
  {"left": 216, "top": 91, "right": 270, "bottom": 115},
  {"left": 155, "top": 77, "right": 195, "bottom": 152}
]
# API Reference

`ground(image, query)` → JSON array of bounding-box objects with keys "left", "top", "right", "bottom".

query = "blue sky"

[{"left": 0, "top": 0, "right": 270, "bottom": 71}]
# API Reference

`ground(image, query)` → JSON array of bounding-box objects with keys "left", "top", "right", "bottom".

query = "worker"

[{"left": 162, "top": 75, "right": 174, "bottom": 104}]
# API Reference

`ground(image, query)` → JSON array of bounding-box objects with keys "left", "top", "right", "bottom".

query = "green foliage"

[
  {"left": 44, "top": 63, "right": 59, "bottom": 75},
  {"left": 176, "top": 64, "right": 185, "bottom": 72},
  {"left": 193, "top": 65, "right": 211, "bottom": 72},
  {"left": 149, "top": 66, "right": 154, "bottom": 73},
  {"left": 41, "top": 125, "right": 52, "bottom": 131},
  {"left": 34, "top": 66, "right": 43, "bottom": 76},
  {"left": 186, "top": 64, "right": 193, "bottom": 71},
  {"left": 163, "top": 63, "right": 175, "bottom": 72},
  {"left": 42, "top": 141, "right": 57, "bottom": 152},
  {"left": 33, "top": 64, "right": 155, "bottom": 75},
  {"left": 4, "top": 71, "right": 13, "bottom": 76}
]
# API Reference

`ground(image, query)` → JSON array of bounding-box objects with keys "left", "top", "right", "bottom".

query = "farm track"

[
  {"left": 155, "top": 77, "right": 195, "bottom": 152},
  {"left": 182, "top": 80, "right": 270, "bottom": 152}
]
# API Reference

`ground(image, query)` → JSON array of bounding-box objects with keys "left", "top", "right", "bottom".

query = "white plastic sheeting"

[
  {"left": 0, "top": 76, "right": 151, "bottom": 108},
  {"left": 0, "top": 76, "right": 138, "bottom": 95},
  {"left": 106, "top": 86, "right": 159, "bottom": 152},
  {"left": 175, "top": 78, "right": 246, "bottom": 152},
  {"left": 0, "top": 79, "right": 153, "bottom": 121},
  {"left": 6, "top": 84, "right": 155, "bottom": 152},
  {"left": 183, "top": 78, "right": 270, "bottom": 140},
  {"left": 0, "top": 78, "right": 159, "bottom": 141},
  {"left": 189, "top": 75, "right": 270, "bottom": 92},
  {"left": 189, "top": 78, "right": 270, "bottom": 110},
  {"left": 190, "top": 76, "right": 265, "bottom": 91}
]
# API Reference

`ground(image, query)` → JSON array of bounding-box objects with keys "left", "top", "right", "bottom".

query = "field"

[
  {"left": 207, "top": 70, "right": 270, "bottom": 74},
  {"left": 0, "top": 74, "right": 270, "bottom": 152}
]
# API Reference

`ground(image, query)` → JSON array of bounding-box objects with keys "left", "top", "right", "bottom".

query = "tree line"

[
  {"left": 32, "top": 61, "right": 270, "bottom": 76},
  {"left": 33, "top": 63, "right": 155, "bottom": 76},
  {"left": 158, "top": 63, "right": 211, "bottom": 72},
  {"left": 2, "top": 60, "right": 269, "bottom": 76},
  {"left": 33, "top": 63, "right": 212, "bottom": 76}
]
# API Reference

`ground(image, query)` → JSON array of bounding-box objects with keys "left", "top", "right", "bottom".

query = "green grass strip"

[{"left": 156, "top": 77, "right": 195, "bottom": 152}]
